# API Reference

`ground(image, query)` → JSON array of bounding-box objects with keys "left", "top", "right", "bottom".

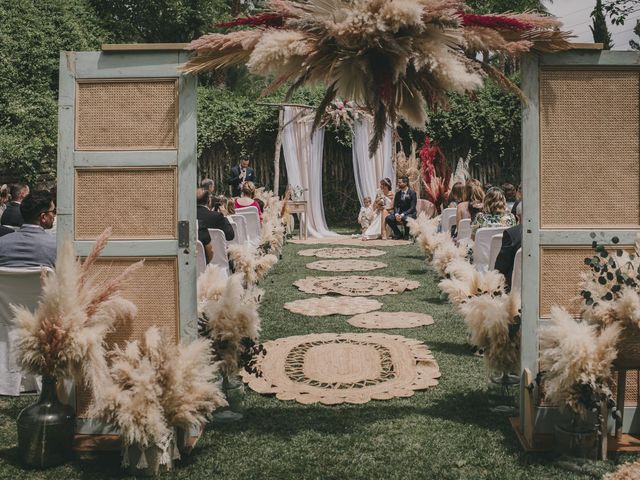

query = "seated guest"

[
  {"left": 511, "top": 183, "right": 522, "bottom": 218},
  {"left": 197, "top": 189, "right": 234, "bottom": 264},
  {"left": 200, "top": 178, "right": 215, "bottom": 194},
  {"left": 385, "top": 176, "right": 417, "bottom": 240},
  {"left": 447, "top": 182, "right": 464, "bottom": 208},
  {"left": 471, "top": 187, "right": 516, "bottom": 239},
  {"left": 455, "top": 179, "right": 484, "bottom": 233},
  {"left": 0, "top": 190, "right": 56, "bottom": 268},
  {"left": 234, "top": 182, "right": 262, "bottom": 220},
  {"left": 1, "top": 182, "right": 29, "bottom": 227},
  {"left": 0, "top": 184, "right": 9, "bottom": 216},
  {"left": 494, "top": 222, "right": 523, "bottom": 292},
  {"left": 502, "top": 183, "right": 517, "bottom": 211}
]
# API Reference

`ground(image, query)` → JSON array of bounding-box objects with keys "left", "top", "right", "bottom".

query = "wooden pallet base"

[
  {"left": 73, "top": 433, "right": 201, "bottom": 453},
  {"left": 510, "top": 417, "right": 640, "bottom": 453}
]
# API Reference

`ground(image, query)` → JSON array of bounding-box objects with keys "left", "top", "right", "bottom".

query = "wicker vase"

[{"left": 16, "top": 375, "right": 75, "bottom": 469}]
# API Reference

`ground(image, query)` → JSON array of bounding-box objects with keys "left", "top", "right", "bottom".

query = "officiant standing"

[{"left": 227, "top": 158, "right": 256, "bottom": 197}]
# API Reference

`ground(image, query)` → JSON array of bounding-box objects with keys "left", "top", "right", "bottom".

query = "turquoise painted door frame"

[
  {"left": 520, "top": 49, "right": 640, "bottom": 435},
  {"left": 57, "top": 50, "right": 197, "bottom": 434}
]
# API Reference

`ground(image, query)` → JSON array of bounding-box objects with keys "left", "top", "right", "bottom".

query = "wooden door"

[{"left": 57, "top": 48, "right": 197, "bottom": 434}]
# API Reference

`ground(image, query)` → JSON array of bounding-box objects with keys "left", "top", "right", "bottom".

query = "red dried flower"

[
  {"left": 216, "top": 13, "right": 286, "bottom": 29},
  {"left": 461, "top": 13, "right": 534, "bottom": 31}
]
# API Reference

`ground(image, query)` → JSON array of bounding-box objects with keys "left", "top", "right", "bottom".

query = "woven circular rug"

[
  {"left": 284, "top": 296, "right": 382, "bottom": 316},
  {"left": 294, "top": 276, "right": 420, "bottom": 296},
  {"left": 298, "top": 247, "right": 386, "bottom": 259},
  {"left": 347, "top": 312, "right": 434, "bottom": 329},
  {"left": 241, "top": 332, "right": 441, "bottom": 405},
  {"left": 305, "top": 259, "right": 387, "bottom": 272},
  {"left": 290, "top": 238, "right": 411, "bottom": 247}
]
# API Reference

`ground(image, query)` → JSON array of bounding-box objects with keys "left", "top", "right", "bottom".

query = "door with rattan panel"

[
  {"left": 521, "top": 50, "right": 640, "bottom": 435},
  {"left": 57, "top": 49, "right": 197, "bottom": 434}
]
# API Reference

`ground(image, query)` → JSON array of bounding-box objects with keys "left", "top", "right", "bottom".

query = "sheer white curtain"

[
  {"left": 352, "top": 118, "right": 394, "bottom": 206},
  {"left": 282, "top": 107, "right": 338, "bottom": 238}
]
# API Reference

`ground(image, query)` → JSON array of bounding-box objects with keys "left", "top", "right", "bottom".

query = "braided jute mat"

[
  {"left": 284, "top": 296, "right": 382, "bottom": 316},
  {"left": 294, "top": 276, "right": 420, "bottom": 297},
  {"left": 290, "top": 238, "right": 411, "bottom": 247},
  {"left": 298, "top": 247, "right": 386, "bottom": 259},
  {"left": 305, "top": 259, "right": 387, "bottom": 272},
  {"left": 241, "top": 332, "right": 441, "bottom": 405},
  {"left": 348, "top": 312, "right": 434, "bottom": 329}
]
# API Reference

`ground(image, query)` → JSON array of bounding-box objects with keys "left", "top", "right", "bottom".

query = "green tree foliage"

[
  {"left": 466, "top": 0, "right": 549, "bottom": 13},
  {"left": 602, "top": 0, "right": 640, "bottom": 25},
  {"left": 591, "top": 0, "right": 615, "bottom": 49},
  {"left": 88, "top": 0, "right": 229, "bottom": 43},
  {"left": 0, "top": 0, "right": 107, "bottom": 183}
]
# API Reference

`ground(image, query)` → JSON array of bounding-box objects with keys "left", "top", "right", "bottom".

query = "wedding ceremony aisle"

[{"left": 0, "top": 238, "right": 626, "bottom": 480}]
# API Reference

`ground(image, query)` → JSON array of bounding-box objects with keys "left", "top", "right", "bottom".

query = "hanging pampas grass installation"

[
  {"left": 12, "top": 228, "right": 141, "bottom": 393},
  {"left": 539, "top": 306, "right": 621, "bottom": 418},
  {"left": 183, "top": 0, "right": 571, "bottom": 154}
]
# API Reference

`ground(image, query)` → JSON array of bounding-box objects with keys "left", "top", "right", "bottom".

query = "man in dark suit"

[
  {"left": 0, "top": 226, "right": 14, "bottom": 237},
  {"left": 494, "top": 224, "right": 522, "bottom": 292},
  {"left": 385, "top": 176, "right": 417, "bottom": 240},
  {"left": 1, "top": 183, "right": 29, "bottom": 227},
  {"left": 227, "top": 159, "right": 256, "bottom": 197},
  {"left": 196, "top": 188, "right": 234, "bottom": 264}
]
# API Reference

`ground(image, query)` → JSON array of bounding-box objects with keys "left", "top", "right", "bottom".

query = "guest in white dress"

[{"left": 363, "top": 178, "right": 394, "bottom": 240}]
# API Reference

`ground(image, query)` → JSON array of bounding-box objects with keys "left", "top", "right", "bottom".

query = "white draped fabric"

[
  {"left": 351, "top": 118, "right": 394, "bottom": 206},
  {"left": 282, "top": 107, "right": 338, "bottom": 238}
]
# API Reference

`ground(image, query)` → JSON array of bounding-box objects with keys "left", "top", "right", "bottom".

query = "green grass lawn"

[{"left": 0, "top": 237, "right": 635, "bottom": 479}]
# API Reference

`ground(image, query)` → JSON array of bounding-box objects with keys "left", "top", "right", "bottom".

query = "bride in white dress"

[{"left": 363, "top": 178, "right": 395, "bottom": 240}]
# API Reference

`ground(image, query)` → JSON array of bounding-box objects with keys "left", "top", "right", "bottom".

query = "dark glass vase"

[{"left": 16, "top": 375, "right": 75, "bottom": 468}]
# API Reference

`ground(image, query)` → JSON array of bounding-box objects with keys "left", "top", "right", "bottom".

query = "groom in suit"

[{"left": 385, "top": 176, "right": 417, "bottom": 240}]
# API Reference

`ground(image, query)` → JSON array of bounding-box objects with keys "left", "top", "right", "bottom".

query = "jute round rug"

[
  {"left": 294, "top": 276, "right": 420, "bottom": 296},
  {"left": 284, "top": 296, "right": 382, "bottom": 316},
  {"left": 348, "top": 312, "right": 434, "bottom": 329},
  {"left": 290, "top": 238, "right": 411, "bottom": 247},
  {"left": 241, "top": 332, "right": 441, "bottom": 405},
  {"left": 298, "top": 247, "right": 386, "bottom": 259},
  {"left": 305, "top": 259, "right": 387, "bottom": 272}
]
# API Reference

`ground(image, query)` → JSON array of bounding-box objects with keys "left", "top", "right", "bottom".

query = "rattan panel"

[
  {"left": 539, "top": 247, "right": 591, "bottom": 318},
  {"left": 76, "top": 80, "right": 177, "bottom": 150},
  {"left": 540, "top": 70, "right": 640, "bottom": 228},
  {"left": 538, "top": 371, "right": 639, "bottom": 406},
  {"left": 76, "top": 257, "right": 179, "bottom": 417},
  {"left": 75, "top": 168, "right": 176, "bottom": 240}
]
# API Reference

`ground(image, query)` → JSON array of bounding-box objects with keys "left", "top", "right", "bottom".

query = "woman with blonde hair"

[
  {"left": 471, "top": 187, "right": 516, "bottom": 238},
  {"left": 234, "top": 181, "right": 262, "bottom": 220},
  {"left": 455, "top": 179, "right": 484, "bottom": 227}
]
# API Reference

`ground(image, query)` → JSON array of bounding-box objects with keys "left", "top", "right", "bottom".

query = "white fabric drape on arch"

[
  {"left": 351, "top": 118, "right": 394, "bottom": 206},
  {"left": 281, "top": 106, "right": 338, "bottom": 238}
]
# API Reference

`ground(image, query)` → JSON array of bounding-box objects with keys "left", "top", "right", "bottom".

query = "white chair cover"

[
  {"left": 474, "top": 227, "right": 509, "bottom": 272},
  {"left": 230, "top": 214, "right": 249, "bottom": 246},
  {"left": 235, "top": 208, "right": 261, "bottom": 248},
  {"left": 512, "top": 248, "right": 523, "bottom": 293},
  {"left": 195, "top": 240, "right": 206, "bottom": 278},
  {"left": 208, "top": 229, "right": 230, "bottom": 278},
  {"left": 0, "top": 267, "right": 51, "bottom": 396},
  {"left": 488, "top": 233, "right": 504, "bottom": 271},
  {"left": 457, "top": 218, "right": 472, "bottom": 241},
  {"left": 230, "top": 221, "right": 240, "bottom": 245},
  {"left": 440, "top": 208, "right": 457, "bottom": 234}
]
